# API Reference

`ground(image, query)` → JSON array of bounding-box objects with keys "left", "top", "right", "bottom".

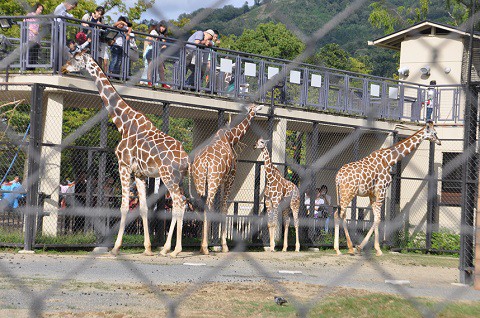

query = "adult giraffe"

[
  {"left": 335, "top": 121, "right": 441, "bottom": 256},
  {"left": 190, "top": 104, "right": 262, "bottom": 255},
  {"left": 61, "top": 52, "right": 188, "bottom": 257},
  {"left": 253, "top": 138, "right": 300, "bottom": 252}
]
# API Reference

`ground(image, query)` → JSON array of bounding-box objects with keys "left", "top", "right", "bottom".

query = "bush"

[{"left": 404, "top": 228, "right": 459, "bottom": 254}]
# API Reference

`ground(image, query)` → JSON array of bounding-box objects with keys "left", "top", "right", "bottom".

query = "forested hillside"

[{"left": 180, "top": 0, "right": 459, "bottom": 77}]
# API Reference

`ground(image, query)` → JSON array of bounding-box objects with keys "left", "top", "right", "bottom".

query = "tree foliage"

[
  {"left": 369, "top": 0, "right": 470, "bottom": 34},
  {"left": 307, "top": 44, "right": 372, "bottom": 74},
  {"left": 222, "top": 22, "right": 305, "bottom": 60}
]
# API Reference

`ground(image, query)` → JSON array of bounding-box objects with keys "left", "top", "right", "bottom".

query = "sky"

[{"left": 134, "top": 0, "right": 254, "bottom": 21}]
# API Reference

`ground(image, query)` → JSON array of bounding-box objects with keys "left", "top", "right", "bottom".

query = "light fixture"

[
  {"left": 420, "top": 65, "right": 431, "bottom": 76},
  {"left": 0, "top": 18, "right": 13, "bottom": 29},
  {"left": 444, "top": 67, "right": 451, "bottom": 74},
  {"left": 398, "top": 67, "right": 409, "bottom": 76}
]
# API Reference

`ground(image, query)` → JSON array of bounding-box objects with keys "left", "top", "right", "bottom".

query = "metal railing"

[{"left": 0, "top": 15, "right": 464, "bottom": 123}]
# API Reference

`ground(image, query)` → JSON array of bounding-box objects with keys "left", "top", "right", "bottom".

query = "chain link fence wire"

[{"left": 0, "top": 0, "right": 479, "bottom": 316}]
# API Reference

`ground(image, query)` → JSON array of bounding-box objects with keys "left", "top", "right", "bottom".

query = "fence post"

[
  {"left": 210, "top": 109, "right": 226, "bottom": 247},
  {"left": 426, "top": 140, "right": 437, "bottom": 251},
  {"left": 23, "top": 84, "right": 44, "bottom": 251},
  {"left": 351, "top": 127, "right": 360, "bottom": 242},
  {"left": 388, "top": 132, "right": 402, "bottom": 247},
  {"left": 460, "top": 3, "right": 478, "bottom": 284}
]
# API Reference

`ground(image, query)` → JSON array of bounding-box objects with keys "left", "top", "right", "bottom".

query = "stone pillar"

[{"left": 41, "top": 93, "right": 64, "bottom": 236}]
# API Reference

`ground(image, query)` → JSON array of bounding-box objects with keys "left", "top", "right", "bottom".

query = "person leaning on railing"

[
  {"left": 109, "top": 16, "right": 132, "bottom": 79},
  {"left": 146, "top": 20, "right": 171, "bottom": 88},
  {"left": 81, "top": 6, "right": 108, "bottom": 71},
  {"left": 24, "top": 3, "right": 44, "bottom": 70}
]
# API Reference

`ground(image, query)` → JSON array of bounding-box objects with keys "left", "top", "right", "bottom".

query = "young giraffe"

[
  {"left": 335, "top": 121, "right": 441, "bottom": 256},
  {"left": 190, "top": 104, "right": 262, "bottom": 255},
  {"left": 61, "top": 52, "right": 189, "bottom": 257},
  {"left": 254, "top": 138, "right": 300, "bottom": 252}
]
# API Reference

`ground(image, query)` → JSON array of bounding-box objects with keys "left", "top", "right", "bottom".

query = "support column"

[{"left": 40, "top": 92, "right": 64, "bottom": 236}]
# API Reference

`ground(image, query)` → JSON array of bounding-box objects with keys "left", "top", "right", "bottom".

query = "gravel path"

[{"left": 0, "top": 250, "right": 479, "bottom": 316}]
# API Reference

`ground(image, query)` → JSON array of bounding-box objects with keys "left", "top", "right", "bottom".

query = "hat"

[
  {"left": 205, "top": 29, "right": 215, "bottom": 37},
  {"left": 118, "top": 16, "right": 132, "bottom": 27}
]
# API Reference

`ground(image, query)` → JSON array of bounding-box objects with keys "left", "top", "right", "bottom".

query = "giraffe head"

[
  {"left": 423, "top": 120, "right": 441, "bottom": 145},
  {"left": 253, "top": 138, "right": 269, "bottom": 150},
  {"left": 61, "top": 51, "right": 97, "bottom": 76},
  {"left": 246, "top": 104, "right": 264, "bottom": 115}
]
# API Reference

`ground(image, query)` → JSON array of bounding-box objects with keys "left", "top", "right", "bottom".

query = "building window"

[{"left": 441, "top": 152, "right": 477, "bottom": 206}]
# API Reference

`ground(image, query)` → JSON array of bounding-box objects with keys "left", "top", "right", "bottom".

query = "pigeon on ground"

[{"left": 274, "top": 296, "right": 287, "bottom": 306}]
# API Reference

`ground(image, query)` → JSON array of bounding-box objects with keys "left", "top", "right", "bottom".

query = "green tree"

[
  {"left": 369, "top": 0, "right": 430, "bottom": 34},
  {"left": 308, "top": 43, "right": 372, "bottom": 74},
  {"left": 226, "top": 22, "right": 305, "bottom": 60}
]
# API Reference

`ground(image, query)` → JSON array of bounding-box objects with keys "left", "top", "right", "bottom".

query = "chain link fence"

[{"left": 0, "top": 0, "right": 479, "bottom": 316}]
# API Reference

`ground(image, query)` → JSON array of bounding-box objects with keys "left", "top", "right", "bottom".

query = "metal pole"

[
  {"left": 460, "top": 0, "right": 477, "bottom": 285},
  {"left": 24, "top": 84, "right": 44, "bottom": 251},
  {"left": 389, "top": 131, "right": 401, "bottom": 247},
  {"left": 476, "top": 155, "right": 480, "bottom": 289},
  {"left": 426, "top": 140, "right": 436, "bottom": 251}
]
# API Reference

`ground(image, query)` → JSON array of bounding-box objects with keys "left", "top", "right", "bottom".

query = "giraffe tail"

[
  {"left": 335, "top": 180, "right": 341, "bottom": 217},
  {"left": 187, "top": 161, "right": 207, "bottom": 211}
]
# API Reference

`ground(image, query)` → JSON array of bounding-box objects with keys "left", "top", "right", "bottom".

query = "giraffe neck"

[
  {"left": 261, "top": 147, "right": 276, "bottom": 181},
  {"left": 84, "top": 56, "right": 132, "bottom": 131},
  {"left": 226, "top": 109, "right": 255, "bottom": 146},
  {"left": 386, "top": 127, "right": 425, "bottom": 165}
]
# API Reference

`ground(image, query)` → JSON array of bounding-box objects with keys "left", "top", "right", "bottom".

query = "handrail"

[{"left": 0, "top": 15, "right": 464, "bottom": 123}]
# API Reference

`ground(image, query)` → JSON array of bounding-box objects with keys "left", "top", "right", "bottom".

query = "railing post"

[{"left": 24, "top": 84, "right": 44, "bottom": 251}]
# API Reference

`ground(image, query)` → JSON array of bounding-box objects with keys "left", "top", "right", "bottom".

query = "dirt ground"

[{"left": 1, "top": 250, "right": 479, "bottom": 317}]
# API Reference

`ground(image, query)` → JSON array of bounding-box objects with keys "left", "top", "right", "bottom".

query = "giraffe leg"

[
  {"left": 268, "top": 202, "right": 279, "bottom": 252},
  {"left": 160, "top": 217, "right": 176, "bottom": 256},
  {"left": 220, "top": 167, "right": 236, "bottom": 253},
  {"left": 200, "top": 203, "right": 210, "bottom": 255},
  {"left": 357, "top": 201, "right": 383, "bottom": 256},
  {"left": 282, "top": 211, "right": 290, "bottom": 252},
  {"left": 342, "top": 218, "right": 355, "bottom": 255},
  {"left": 268, "top": 224, "right": 276, "bottom": 252},
  {"left": 200, "top": 175, "right": 221, "bottom": 255},
  {"left": 291, "top": 192, "right": 300, "bottom": 252},
  {"left": 333, "top": 208, "right": 342, "bottom": 255},
  {"left": 170, "top": 190, "right": 185, "bottom": 258},
  {"left": 111, "top": 166, "right": 131, "bottom": 256},
  {"left": 135, "top": 177, "right": 153, "bottom": 256}
]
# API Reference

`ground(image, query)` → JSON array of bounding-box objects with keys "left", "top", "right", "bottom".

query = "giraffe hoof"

[
  {"left": 143, "top": 250, "right": 154, "bottom": 256},
  {"left": 221, "top": 245, "right": 229, "bottom": 253},
  {"left": 335, "top": 250, "right": 342, "bottom": 256},
  {"left": 282, "top": 249, "right": 287, "bottom": 252},
  {"left": 159, "top": 248, "right": 169, "bottom": 256},
  {"left": 376, "top": 250, "right": 383, "bottom": 257},
  {"left": 169, "top": 251, "right": 179, "bottom": 258},
  {"left": 200, "top": 248, "right": 209, "bottom": 255},
  {"left": 110, "top": 248, "right": 119, "bottom": 256},
  {"left": 295, "top": 248, "right": 300, "bottom": 252},
  {"left": 355, "top": 247, "right": 362, "bottom": 255}
]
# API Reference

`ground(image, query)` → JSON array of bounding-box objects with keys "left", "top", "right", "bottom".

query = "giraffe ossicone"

[
  {"left": 334, "top": 121, "right": 441, "bottom": 256},
  {"left": 254, "top": 137, "right": 300, "bottom": 252},
  {"left": 62, "top": 52, "right": 189, "bottom": 258}
]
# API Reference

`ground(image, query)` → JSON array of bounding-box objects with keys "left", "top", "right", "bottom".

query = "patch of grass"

[
  {"left": 35, "top": 232, "right": 97, "bottom": 245},
  {"left": 309, "top": 294, "right": 480, "bottom": 318},
  {"left": 0, "top": 229, "right": 23, "bottom": 243}
]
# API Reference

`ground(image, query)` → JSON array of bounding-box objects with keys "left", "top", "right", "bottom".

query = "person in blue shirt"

[{"left": 1, "top": 176, "right": 25, "bottom": 210}]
